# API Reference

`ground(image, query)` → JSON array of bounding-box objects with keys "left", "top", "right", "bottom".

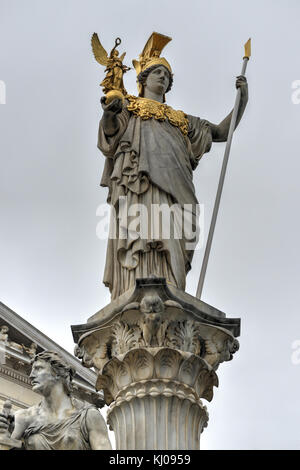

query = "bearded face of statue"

[{"left": 29, "top": 359, "right": 58, "bottom": 395}]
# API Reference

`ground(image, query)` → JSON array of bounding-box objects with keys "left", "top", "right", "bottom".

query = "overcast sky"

[{"left": 0, "top": 0, "right": 300, "bottom": 450}]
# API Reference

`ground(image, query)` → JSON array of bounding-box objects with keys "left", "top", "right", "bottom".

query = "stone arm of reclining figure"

[
  {"left": 86, "top": 407, "right": 112, "bottom": 450},
  {"left": 0, "top": 408, "right": 29, "bottom": 442},
  {"left": 11, "top": 409, "right": 31, "bottom": 440},
  {"left": 11, "top": 408, "right": 33, "bottom": 439}
]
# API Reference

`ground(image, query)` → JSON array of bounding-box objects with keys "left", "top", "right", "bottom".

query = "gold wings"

[
  {"left": 91, "top": 33, "right": 109, "bottom": 66},
  {"left": 119, "top": 52, "right": 126, "bottom": 62}
]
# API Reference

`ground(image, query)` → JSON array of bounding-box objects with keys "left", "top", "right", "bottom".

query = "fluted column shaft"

[{"left": 108, "top": 393, "right": 208, "bottom": 450}]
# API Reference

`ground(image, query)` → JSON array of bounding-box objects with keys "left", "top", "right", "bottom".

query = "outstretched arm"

[
  {"left": 100, "top": 97, "right": 123, "bottom": 137},
  {"left": 86, "top": 407, "right": 112, "bottom": 450},
  {"left": 208, "top": 76, "right": 248, "bottom": 142}
]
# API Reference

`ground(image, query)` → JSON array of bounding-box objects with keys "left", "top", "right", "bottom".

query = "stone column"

[
  {"left": 72, "top": 278, "right": 240, "bottom": 450},
  {"left": 99, "top": 348, "right": 213, "bottom": 449}
]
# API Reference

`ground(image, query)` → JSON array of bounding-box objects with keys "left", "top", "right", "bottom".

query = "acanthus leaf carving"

[
  {"left": 96, "top": 347, "right": 218, "bottom": 405},
  {"left": 165, "top": 320, "right": 201, "bottom": 355},
  {"left": 111, "top": 321, "right": 141, "bottom": 356},
  {"left": 76, "top": 299, "right": 239, "bottom": 375}
]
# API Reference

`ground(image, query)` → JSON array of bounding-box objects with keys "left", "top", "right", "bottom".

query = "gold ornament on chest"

[{"left": 126, "top": 95, "right": 189, "bottom": 135}]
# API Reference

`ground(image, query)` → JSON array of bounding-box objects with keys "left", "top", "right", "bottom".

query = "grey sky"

[{"left": 0, "top": 0, "right": 300, "bottom": 449}]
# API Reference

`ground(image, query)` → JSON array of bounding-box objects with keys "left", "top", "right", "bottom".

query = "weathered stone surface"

[
  {"left": 73, "top": 279, "right": 240, "bottom": 337},
  {"left": 0, "top": 353, "right": 112, "bottom": 450},
  {"left": 96, "top": 348, "right": 218, "bottom": 405},
  {"left": 0, "top": 435, "right": 22, "bottom": 450},
  {"left": 99, "top": 348, "right": 212, "bottom": 449},
  {"left": 108, "top": 391, "right": 208, "bottom": 450},
  {"left": 0, "top": 401, "right": 22, "bottom": 450},
  {"left": 72, "top": 278, "right": 240, "bottom": 450}
]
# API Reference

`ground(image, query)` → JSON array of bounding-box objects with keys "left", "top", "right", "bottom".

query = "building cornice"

[
  {"left": 0, "top": 302, "right": 99, "bottom": 392},
  {"left": 0, "top": 364, "right": 32, "bottom": 388}
]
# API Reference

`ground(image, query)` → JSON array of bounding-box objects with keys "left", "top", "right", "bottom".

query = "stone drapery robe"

[
  {"left": 23, "top": 402, "right": 94, "bottom": 450},
  {"left": 98, "top": 99, "right": 212, "bottom": 299}
]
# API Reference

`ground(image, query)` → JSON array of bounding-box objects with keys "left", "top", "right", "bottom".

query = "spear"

[{"left": 196, "top": 39, "right": 251, "bottom": 299}]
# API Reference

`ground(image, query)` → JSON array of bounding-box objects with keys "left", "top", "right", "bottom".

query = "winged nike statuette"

[{"left": 91, "top": 34, "right": 130, "bottom": 103}]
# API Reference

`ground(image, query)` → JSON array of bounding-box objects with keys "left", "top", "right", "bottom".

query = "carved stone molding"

[
  {"left": 72, "top": 278, "right": 241, "bottom": 450},
  {"left": 99, "top": 347, "right": 211, "bottom": 450},
  {"left": 0, "top": 365, "right": 32, "bottom": 388},
  {"left": 0, "top": 301, "right": 99, "bottom": 388},
  {"left": 96, "top": 348, "right": 218, "bottom": 405},
  {"left": 75, "top": 294, "right": 239, "bottom": 373},
  {"left": 72, "top": 278, "right": 241, "bottom": 343}
]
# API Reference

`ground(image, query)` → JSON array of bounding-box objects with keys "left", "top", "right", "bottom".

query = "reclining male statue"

[{"left": 0, "top": 351, "right": 112, "bottom": 450}]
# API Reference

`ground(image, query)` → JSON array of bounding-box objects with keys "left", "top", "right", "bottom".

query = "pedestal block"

[{"left": 72, "top": 278, "right": 240, "bottom": 450}]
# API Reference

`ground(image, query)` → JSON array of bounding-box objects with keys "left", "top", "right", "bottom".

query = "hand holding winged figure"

[{"left": 91, "top": 34, "right": 130, "bottom": 103}]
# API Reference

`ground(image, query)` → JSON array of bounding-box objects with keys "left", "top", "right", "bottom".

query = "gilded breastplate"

[{"left": 126, "top": 95, "right": 189, "bottom": 136}]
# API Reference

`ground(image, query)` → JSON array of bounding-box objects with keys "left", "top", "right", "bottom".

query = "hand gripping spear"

[{"left": 196, "top": 39, "right": 251, "bottom": 299}]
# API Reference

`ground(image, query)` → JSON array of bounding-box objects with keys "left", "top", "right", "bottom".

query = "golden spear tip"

[{"left": 244, "top": 38, "right": 251, "bottom": 59}]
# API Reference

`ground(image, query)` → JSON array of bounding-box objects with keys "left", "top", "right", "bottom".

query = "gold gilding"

[
  {"left": 126, "top": 95, "right": 188, "bottom": 135},
  {"left": 244, "top": 38, "right": 251, "bottom": 59},
  {"left": 132, "top": 32, "right": 173, "bottom": 95},
  {"left": 91, "top": 34, "right": 130, "bottom": 102}
]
